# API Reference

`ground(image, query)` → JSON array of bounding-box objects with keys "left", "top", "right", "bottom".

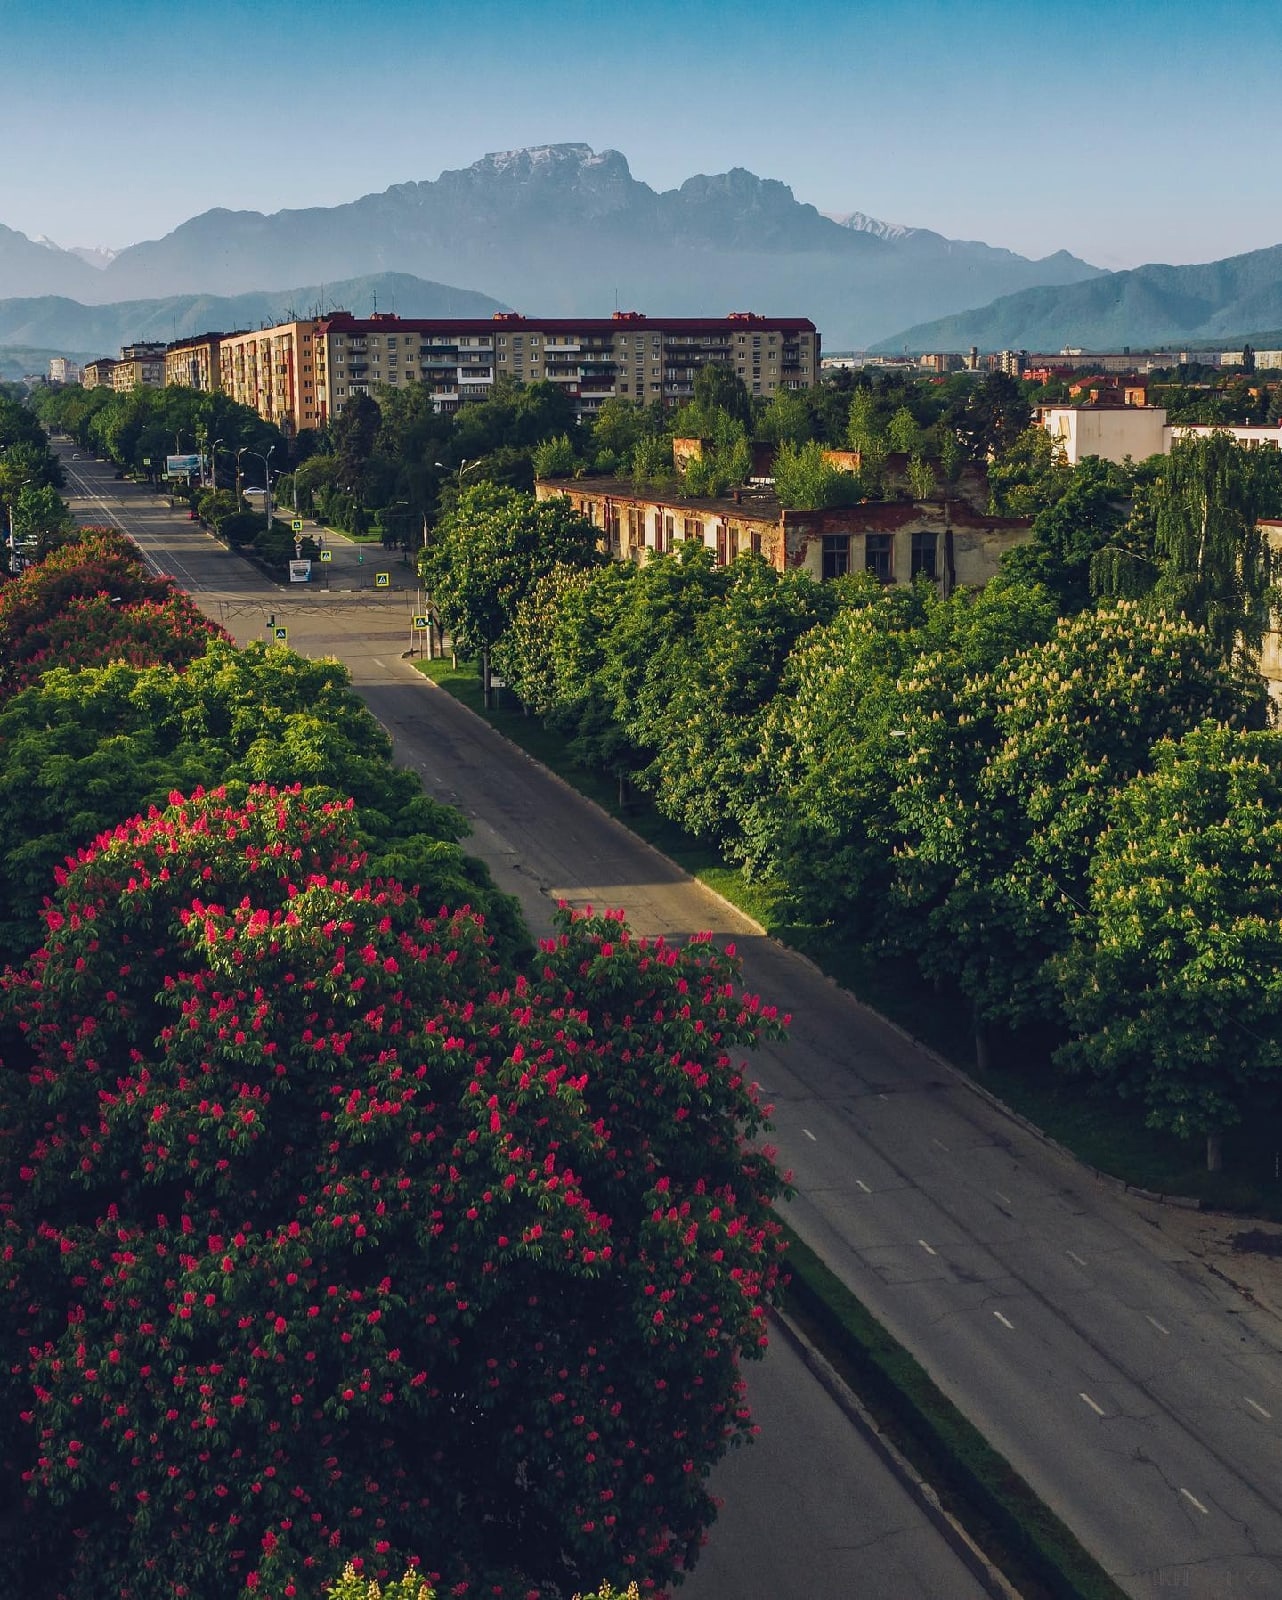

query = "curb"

[{"left": 771, "top": 1309, "right": 1024, "bottom": 1600}]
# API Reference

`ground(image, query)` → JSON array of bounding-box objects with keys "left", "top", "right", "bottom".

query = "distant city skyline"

[{"left": 2, "top": 0, "right": 1279, "bottom": 273}]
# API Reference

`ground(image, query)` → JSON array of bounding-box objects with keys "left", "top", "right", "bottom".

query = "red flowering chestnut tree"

[
  {"left": 0, "top": 528, "right": 226, "bottom": 701},
  {"left": 0, "top": 785, "right": 789, "bottom": 1600}
]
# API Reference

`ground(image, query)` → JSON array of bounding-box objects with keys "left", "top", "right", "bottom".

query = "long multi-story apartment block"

[
  {"left": 165, "top": 332, "right": 228, "bottom": 393},
  {"left": 217, "top": 321, "right": 319, "bottom": 436},
  {"left": 175, "top": 311, "right": 819, "bottom": 432},
  {"left": 314, "top": 310, "right": 818, "bottom": 423}
]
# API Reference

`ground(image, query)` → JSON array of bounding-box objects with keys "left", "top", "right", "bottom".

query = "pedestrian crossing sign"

[
  {"left": 274, "top": 626, "right": 288, "bottom": 642},
  {"left": 319, "top": 549, "right": 332, "bottom": 563},
  {"left": 375, "top": 572, "right": 390, "bottom": 588},
  {"left": 413, "top": 614, "right": 430, "bottom": 629}
]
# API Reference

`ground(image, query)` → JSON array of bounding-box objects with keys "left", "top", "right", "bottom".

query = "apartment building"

[
  {"left": 82, "top": 358, "right": 118, "bottom": 389},
  {"left": 218, "top": 321, "right": 320, "bottom": 436},
  {"left": 48, "top": 357, "right": 84, "bottom": 385},
  {"left": 165, "top": 332, "right": 228, "bottom": 393},
  {"left": 309, "top": 310, "right": 819, "bottom": 423},
  {"left": 111, "top": 343, "right": 167, "bottom": 391}
]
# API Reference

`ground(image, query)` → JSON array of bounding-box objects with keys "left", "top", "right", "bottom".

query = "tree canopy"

[{"left": 0, "top": 786, "right": 789, "bottom": 1600}]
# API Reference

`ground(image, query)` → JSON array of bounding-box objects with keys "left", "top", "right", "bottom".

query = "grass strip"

[{"left": 782, "top": 1229, "right": 1129, "bottom": 1600}]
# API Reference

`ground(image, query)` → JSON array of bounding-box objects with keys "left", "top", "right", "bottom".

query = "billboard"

[
  {"left": 165, "top": 453, "right": 201, "bottom": 477},
  {"left": 288, "top": 560, "right": 312, "bottom": 584}
]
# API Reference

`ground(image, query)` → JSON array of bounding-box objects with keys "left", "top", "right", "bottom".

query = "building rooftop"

[{"left": 316, "top": 312, "right": 817, "bottom": 337}]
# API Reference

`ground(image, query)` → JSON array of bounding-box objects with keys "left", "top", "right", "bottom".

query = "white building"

[{"left": 1040, "top": 405, "right": 1282, "bottom": 465}]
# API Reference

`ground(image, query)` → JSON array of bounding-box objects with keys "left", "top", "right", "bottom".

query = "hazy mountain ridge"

[
  {"left": 0, "top": 144, "right": 1102, "bottom": 347},
  {"left": 0, "top": 274, "right": 508, "bottom": 363},
  {"left": 875, "top": 244, "right": 1282, "bottom": 352}
]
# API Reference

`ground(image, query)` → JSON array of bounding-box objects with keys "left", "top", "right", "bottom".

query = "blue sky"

[{"left": 1, "top": 0, "right": 1279, "bottom": 270}]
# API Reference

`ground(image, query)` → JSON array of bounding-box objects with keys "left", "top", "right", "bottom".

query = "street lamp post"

[
  {"left": 209, "top": 438, "right": 224, "bottom": 491},
  {"left": 241, "top": 446, "right": 275, "bottom": 528}
]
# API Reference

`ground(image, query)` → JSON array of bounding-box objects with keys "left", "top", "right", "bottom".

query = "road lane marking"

[
  {"left": 854, "top": 1179, "right": 871, "bottom": 1193},
  {"left": 1066, "top": 1250, "right": 1087, "bottom": 1268},
  {"left": 993, "top": 1310, "right": 1014, "bottom": 1330},
  {"left": 918, "top": 1239, "right": 937, "bottom": 1256},
  {"left": 1079, "top": 1392, "right": 1105, "bottom": 1416},
  {"left": 802, "top": 1128, "right": 817, "bottom": 1141},
  {"left": 1179, "top": 1488, "right": 1209, "bottom": 1516},
  {"left": 1145, "top": 1315, "right": 1171, "bottom": 1337},
  {"left": 931, "top": 1137, "right": 949, "bottom": 1152},
  {"left": 1245, "top": 1397, "right": 1272, "bottom": 1420},
  {"left": 994, "top": 1190, "right": 1013, "bottom": 1206}
]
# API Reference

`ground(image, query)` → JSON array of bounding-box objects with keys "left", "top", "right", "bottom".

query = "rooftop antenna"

[{"left": 372, "top": 288, "right": 378, "bottom": 316}]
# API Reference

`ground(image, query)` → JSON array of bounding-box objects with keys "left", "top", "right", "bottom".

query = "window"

[
  {"left": 911, "top": 531, "right": 938, "bottom": 579},
  {"left": 822, "top": 534, "right": 850, "bottom": 580},
  {"left": 864, "top": 533, "right": 893, "bottom": 583}
]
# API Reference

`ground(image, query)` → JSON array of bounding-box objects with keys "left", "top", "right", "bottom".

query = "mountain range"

[
  {"left": 0, "top": 274, "right": 507, "bottom": 365},
  {"left": 0, "top": 144, "right": 1102, "bottom": 349},
  {"left": 875, "top": 244, "right": 1282, "bottom": 353}
]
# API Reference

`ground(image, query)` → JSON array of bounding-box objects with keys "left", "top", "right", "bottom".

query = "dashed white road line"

[
  {"left": 1146, "top": 1314, "right": 1171, "bottom": 1337},
  {"left": 1245, "top": 1397, "right": 1272, "bottom": 1420},
  {"left": 1179, "top": 1488, "right": 1209, "bottom": 1516},
  {"left": 802, "top": 1128, "right": 817, "bottom": 1142},
  {"left": 993, "top": 1310, "right": 1015, "bottom": 1330},
  {"left": 1079, "top": 1392, "right": 1106, "bottom": 1417},
  {"left": 918, "top": 1239, "right": 938, "bottom": 1257},
  {"left": 1066, "top": 1250, "right": 1088, "bottom": 1268},
  {"left": 931, "top": 1137, "right": 949, "bottom": 1152},
  {"left": 854, "top": 1178, "right": 872, "bottom": 1193},
  {"left": 994, "top": 1190, "right": 1013, "bottom": 1207}
]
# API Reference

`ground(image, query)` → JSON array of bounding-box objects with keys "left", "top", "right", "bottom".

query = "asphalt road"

[{"left": 60, "top": 450, "right": 1282, "bottom": 1600}]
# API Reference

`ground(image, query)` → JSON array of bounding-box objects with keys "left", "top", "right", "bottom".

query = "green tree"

[
  {"left": 906, "top": 455, "right": 936, "bottom": 501},
  {"left": 772, "top": 440, "right": 863, "bottom": 510},
  {"left": 1149, "top": 432, "right": 1278, "bottom": 663},
  {"left": 530, "top": 432, "right": 578, "bottom": 479},
  {"left": 0, "top": 787, "right": 789, "bottom": 1600},
  {"left": 689, "top": 363, "right": 752, "bottom": 429},
  {"left": 630, "top": 433, "right": 675, "bottom": 487},
  {"left": 986, "top": 425, "right": 1071, "bottom": 516},
  {"left": 846, "top": 389, "right": 884, "bottom": 455},
  {"left": 427, "top": 486, "right": 601, "bottom": 698},
  {"left": 1058, "top": 724, "right": 1282, "bottom": 1169},
  {"left": 892, "top": 602, "right": 1269, "bottom": 1035},
  {"left": 953, "top": 372, "right": 1032, "bottom": 462},
  {"left": 1000, "top": 455, "right": 1129, "bottom": 614},
  {"left": 618, "top": 553, "right": 841, "bottom": 846},
  {"left": 332, "top": 392, "right": 383, "bottom": 501},
  {"left": 886, "top": 405, "right": 923, "bottom": 457},
  {"left": 0, "top": 639, "right": 521, "bottom": 967},
  {"left": 757, "top": 390, "right": 812, "bottom": 447}
]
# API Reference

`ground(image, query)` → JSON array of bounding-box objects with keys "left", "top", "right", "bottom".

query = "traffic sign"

[
  {"left": 318, "top": 548, "right": 332, "bottom": 563},
  {"left": 375, "top": 572, "right": 390, "bottom": 589},
  {"left": 273, "top": 626, "right": 288, "bottom": 642},
  {"left": 412, "top": 614, "right": 430, "bottom": 629},
  {"left": 291, "top": 519, "right": 304, "bottom": 533}
]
